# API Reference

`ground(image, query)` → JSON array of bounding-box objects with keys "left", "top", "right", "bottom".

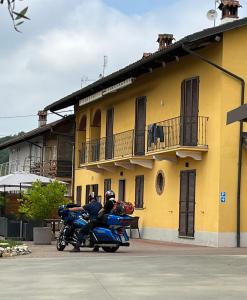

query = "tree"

[
  {"left": 19, "top": 181, "right": 68, "bottom": 221},
  {"left": 0, "top": 0, "right": 30, "bottom": 32}
]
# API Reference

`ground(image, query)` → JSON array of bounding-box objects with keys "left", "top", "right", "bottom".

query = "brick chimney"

[
  {"left": 38, "top": 110, "right": 47, "bottom": 128},
  {"left": 142, "top": 52, "right": 152, "bottom": 59},
  {"left": 218, "top": 0, "right": 242, "bottom": 24},
  {"left": 157, "top": 34, "right": 174, "bottom": 50}
]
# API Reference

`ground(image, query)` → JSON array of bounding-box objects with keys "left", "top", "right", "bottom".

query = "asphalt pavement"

[{"left": 0, "top": 239, "right": 247, "bottom": 300}]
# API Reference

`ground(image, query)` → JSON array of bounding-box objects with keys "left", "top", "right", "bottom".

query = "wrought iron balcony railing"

[
  {"left": 146, "top": 116, "right": 208, "bottom": 153},
  {"left": 79, "top": 130, "right": 134, "bottom": 165},
  {"left": 78, "top": 116, "right": 208, "bottom": 166}
]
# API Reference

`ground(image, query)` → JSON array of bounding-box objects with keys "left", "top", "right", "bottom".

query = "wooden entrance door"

[
  {"left": 134, "top": 97, "right": 146, "bottom": 155},
  {"left": 180, "top": 77, "right": 199, "bottom": 146},
  {"left": 105, "top": 108, "right": 114, "bottom": 159},
  {"left": 179, "top": 170, "right": 196, "bottom": 237}
]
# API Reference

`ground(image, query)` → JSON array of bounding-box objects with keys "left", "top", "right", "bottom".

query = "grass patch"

[{"left": 0, "top": 240, "right": 23, "bottom": 248}]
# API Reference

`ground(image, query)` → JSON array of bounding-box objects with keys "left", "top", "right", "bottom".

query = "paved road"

[{"left": 1, "top": 240, "right": 247, "bottom": 300}]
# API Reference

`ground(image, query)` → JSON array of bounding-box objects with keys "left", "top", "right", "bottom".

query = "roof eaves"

[{"left": 44, "top": 17, "right": 247, "bottom": 112}]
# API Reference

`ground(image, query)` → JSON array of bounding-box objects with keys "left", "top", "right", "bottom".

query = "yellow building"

[{"left": 45, "top": 14, "right": 247, "bottom": 247}]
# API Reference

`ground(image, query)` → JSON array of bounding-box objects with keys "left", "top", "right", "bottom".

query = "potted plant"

[{"left": 19, "top": 180, "right": 67, "bottom": 245}]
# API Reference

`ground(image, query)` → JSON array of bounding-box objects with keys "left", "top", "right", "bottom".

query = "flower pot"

[{"left": 33, "top": 227, "right": 52, "bottom": 245}]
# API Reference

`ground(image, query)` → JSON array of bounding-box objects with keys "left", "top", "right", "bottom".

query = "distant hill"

[{"left": 0, "top": 132, "right": 25, "bottom": 164}]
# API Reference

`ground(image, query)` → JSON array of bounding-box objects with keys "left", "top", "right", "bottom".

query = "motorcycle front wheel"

[
  {"left": 102, "top": 246, "right": 119, "bottom": 253},
  {"left": 57, "top": 234, "right": 66, "bottom": 251}
]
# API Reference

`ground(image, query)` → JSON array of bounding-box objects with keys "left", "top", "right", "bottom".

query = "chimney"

[
  {"left": 218, "top": 0, "right": 242, "bottom": 24},
  {"left": 142, "top": 52, "right": 152, "bottom": 59},
  {"left": 157, "top": 34, "right": 174, "bottom": 50},
  {"left": 38, "top": 110, "right": 47, "bottom": 127}
]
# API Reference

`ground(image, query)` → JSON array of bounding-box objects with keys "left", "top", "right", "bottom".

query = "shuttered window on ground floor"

[{"left": 135, "top": 175, "right": 144, "bottom": 208}]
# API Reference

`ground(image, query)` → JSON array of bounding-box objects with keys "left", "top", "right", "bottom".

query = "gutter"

[{"left": 182, "top": 44, "right": 245, "bottom": 247}]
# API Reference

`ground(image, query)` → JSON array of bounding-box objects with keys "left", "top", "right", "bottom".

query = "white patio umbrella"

[{"left": 0, "top": 172, "right": 63, "bottom": 192}]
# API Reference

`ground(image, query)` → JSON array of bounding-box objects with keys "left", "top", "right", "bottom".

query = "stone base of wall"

[{"left": 130, "top": 227, "right": 247, "bottom": 247}]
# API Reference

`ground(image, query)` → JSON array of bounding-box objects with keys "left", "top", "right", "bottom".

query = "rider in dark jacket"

[{"left": 70, "top": 193, "right": 102, "bottom": 252}]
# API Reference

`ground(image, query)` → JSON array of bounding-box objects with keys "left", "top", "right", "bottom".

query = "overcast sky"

[{"left": 0, "top": 0, "right": 247, "bottom": 136}]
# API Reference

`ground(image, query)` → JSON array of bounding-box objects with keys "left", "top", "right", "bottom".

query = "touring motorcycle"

[{"left": 56, "top": 204, "right": 133, "bottom": 252}]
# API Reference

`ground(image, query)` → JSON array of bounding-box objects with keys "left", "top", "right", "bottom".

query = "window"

[
  {"left": 135, "top": 175, "right": 144, "bottom": 208},
  {"left": 118, "top": 180, "right": 125, "bottom": 202},
  {"left": 76, "top": 186, "right": 82, "bottom": 206},
  {"left": 156, "top": 171, "right": 165, "bottom": 195},
  {"left": 85, "top": 184, "right": 99, "bottom": 204},
  {"left": 104, "top": 179, "right": 111, "bottom": 204}
]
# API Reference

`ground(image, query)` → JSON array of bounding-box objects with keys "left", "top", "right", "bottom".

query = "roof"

[
  {"left": 44, "top": 17, "right": 247, "bottom": 112},
  {"left": 0, "top": 115, "right": 74, "bottom": 151}
]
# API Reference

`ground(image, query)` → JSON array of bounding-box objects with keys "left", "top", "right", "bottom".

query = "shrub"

[{"left": 19, "top": 180, "right": 67, "bottom": 221}]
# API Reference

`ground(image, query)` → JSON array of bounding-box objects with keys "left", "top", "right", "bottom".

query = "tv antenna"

[
  {"left": 99, "top": 55, "right": 108, "bottom": 78},
  {"left": 207, "top": 1, "right": 220, "bottom": 27}
]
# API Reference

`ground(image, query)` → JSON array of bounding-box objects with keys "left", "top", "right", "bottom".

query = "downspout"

[{"left": 182, "top": 44, "right": 245, "bottom": 247}]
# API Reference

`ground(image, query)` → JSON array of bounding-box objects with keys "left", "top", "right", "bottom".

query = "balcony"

[
  {"left": 80, "top": 130, "right": 134, "bottom": 165},
  {"left": 146, "top": 116, "right": 208, "bottom": 161},
  {"left": 79, "top": 116, "right": 209, "bottom": 170}
]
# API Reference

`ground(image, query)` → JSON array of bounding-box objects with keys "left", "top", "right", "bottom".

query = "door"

[
  {"left": 118, "top": 180, "right": 125, "bottom": 202},
  {"left": 92, "top": 184, "right": 98, "bottom": 197},
  {"left": 134, "top": 97, "right": 146, "bottom": 155},
  {"left": 135, "top": 175, "right": 144, "bottom": 208},
  {"left": 105, "top": 108, "right": 114, "bottom": 159},
  {"left": 180, "top": 77, "right": 199, "bottom": 146},
  {"left": 179, "top": 170, "right": 196, "bottom": 237},
  {"left": 104, "top": 179, "right": 111, "bottom": 204},
  {"left": 76, "top": 186, "right": 82, "bottom": 206}
]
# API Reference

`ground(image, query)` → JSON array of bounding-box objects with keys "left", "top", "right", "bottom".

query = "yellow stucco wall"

[
  {"left": 74, "top": 40, "right": 226, "bottom": 237},
  {"left": 218, "top": 26, "right": 247, "bottom": 233}
]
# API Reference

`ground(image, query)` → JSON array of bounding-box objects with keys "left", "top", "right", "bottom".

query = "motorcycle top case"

[{"left": 104, "top": 214, "right": 133, "bottom": 226}]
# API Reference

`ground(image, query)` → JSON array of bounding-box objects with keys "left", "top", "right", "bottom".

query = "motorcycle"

[{"left": 56, "top": 204, "right": 133, "bottom": 253}]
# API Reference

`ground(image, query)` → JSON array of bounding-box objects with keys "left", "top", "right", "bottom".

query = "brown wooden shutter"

[
  {"left": 179, "top": 170, "right": 196, "bottom": 237},
  {"left": 134, "top": 97, "right": 146, "bottom": 155},
  {"left": 135, "top": 175, "right": 144, "bottom": 208},
  {"left": 92, "top": 184, "right": 98, "bottom": 197},
  {"left": 180, "top": 77, "right": 199, "bottom": 146},
  {"left": 85, "top": 185, "right": 90, "bottom": 204},
  {"left": 76, "top": 186, "right": 82, "bottom": 206},
  {"left": 105, "top": 108, "right": 114, "bottom": 159},
  {"left": 104, "top": 179, "right": 111, "bottom": 203},
  {"left": 118, "top": 180, "right": 125, "bottom": 202}
]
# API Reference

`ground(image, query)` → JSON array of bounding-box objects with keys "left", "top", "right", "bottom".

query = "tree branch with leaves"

[{"left": 0, "top": 0, "right": 30, "bottom": 32}]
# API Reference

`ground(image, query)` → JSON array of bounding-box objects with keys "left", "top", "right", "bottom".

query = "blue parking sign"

[{"left": 220, "top": 192, "right": 226, "bottom": 203}]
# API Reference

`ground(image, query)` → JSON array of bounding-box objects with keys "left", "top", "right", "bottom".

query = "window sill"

[
  {"left": 178, "top": 235, "right": 195, "bottom": 240},
  {"left": 135, "top": 207, "right": 145, "bottom": 210}
]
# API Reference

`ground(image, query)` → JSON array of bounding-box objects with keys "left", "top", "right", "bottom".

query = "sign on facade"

[{"left": 220, "top": 192, "right": 226, "bottom": 203}]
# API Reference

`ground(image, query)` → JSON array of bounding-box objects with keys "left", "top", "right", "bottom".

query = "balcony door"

[
  {"left": 134, "top": 96, "right": 146, "bottom": 155},
  {"left": 105, "top": 108, "right": 114, "bottom": 160},
  {"left": 180, "top": 77, "right": 199, "bottom": 146}
]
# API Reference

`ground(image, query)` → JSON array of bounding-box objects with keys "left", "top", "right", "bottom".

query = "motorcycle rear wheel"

[
  {"left": 57, "top": 235, "right": 66, "bottom": 251},
  {"left": 102, "top": 246, "right": 119, "bottom": 253}
]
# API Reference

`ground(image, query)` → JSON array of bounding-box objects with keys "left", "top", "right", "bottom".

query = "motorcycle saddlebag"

[{"left": 104, "top": 214, "right": 133, "bottom": 226}]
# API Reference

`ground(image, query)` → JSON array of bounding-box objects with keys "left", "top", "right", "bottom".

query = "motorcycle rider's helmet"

[
  {"left": 58, "top": 204, "right": 66, "bottom": 217},
  {"left": 105, "top": 190, "right": 115, "bottom": 201}
]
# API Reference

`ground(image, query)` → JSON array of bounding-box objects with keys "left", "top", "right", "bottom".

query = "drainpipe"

[{"left": 182, "top": 44, "right": 245, "bottom": 247}]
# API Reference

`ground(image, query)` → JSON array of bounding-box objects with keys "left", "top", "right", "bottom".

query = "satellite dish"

[{"left": 207, "top": 9, "right": 218, "bottom": 21}]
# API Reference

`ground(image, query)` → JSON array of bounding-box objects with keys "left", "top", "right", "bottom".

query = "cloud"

[{"left": 0, "top": 0, "right": 246, "bottom": 135}]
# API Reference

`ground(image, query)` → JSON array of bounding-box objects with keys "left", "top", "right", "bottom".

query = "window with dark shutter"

[
  {"left": 76, "top": 186, "right": 82, "bottom": 206},
  {"left": 85, "top": 185, "right": 90, "bottom": 204},
  {"left": 104, "top": 179, "right": 111, "bottom": 204},
  {"left": 118, "top": 180, "right": 125, "bottom": 202},
  {"left": 135, "top": 175, "right": 144, "bottom": 208}
]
